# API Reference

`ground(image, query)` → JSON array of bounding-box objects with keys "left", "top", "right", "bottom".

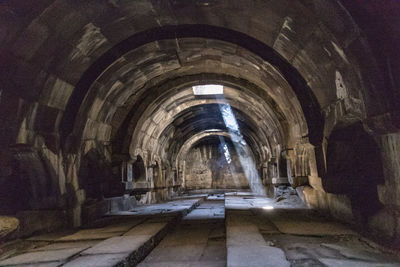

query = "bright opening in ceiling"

[{"left": 192, "top": 84, "right": 224, "bottom": 95}]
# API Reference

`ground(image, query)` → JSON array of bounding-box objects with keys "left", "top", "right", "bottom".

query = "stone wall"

[{"left": 184, "top": 142, "right": 250, "bottom": 190}]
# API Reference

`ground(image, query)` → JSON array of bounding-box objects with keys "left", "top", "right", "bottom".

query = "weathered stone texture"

[
  {"left": 185, "top": 142, "right": 250, "bottom": 190},
  {"left": 0, "top": 0, "right": 399, "bottom": 250}
]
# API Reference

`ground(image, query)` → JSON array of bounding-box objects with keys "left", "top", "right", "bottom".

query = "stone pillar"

[
  {"left": 264, "top": 159, "right": 276, "bottom": 197},
  {"left": 121, "top": 160, "right": 133, "bottom": 190},
  {"left": 369, "top": 132, "right": 400, "bottom": 243}
]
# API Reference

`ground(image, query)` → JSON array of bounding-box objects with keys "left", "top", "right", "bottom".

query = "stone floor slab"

[
  {"left": 200, "top": 244, "right": 226, "bottom": 261},
  {"left": 227, "top": 225, "right": 267, "bottom": 247},
  {"left": 0, "top": 247, "right": 84, "bottom": 265},
  {"left": 318, "top": 258, "right": 397, "bottom": 267},
  {"left": 82, "top": 235, "right": 151, "bottom": 255},
  {"left": 124, "top": 222, "right": 167, "bottom": 236},
  {"left": 142, "top": 244, "right": 206, "bottom": 262},
  {"left": 321, "top": 243, "right": 390, "bottom": 262},
  {"left": 270, "top": 218, "right": 356, "bottom": 236},
  {"left": 227, "top": 245, "right": 290, "bottom": 267},
  {"left": 63, "top": 253, "right": 129, "bottom": 267},
  {"left": 57, "top": 229, "right": 123, "bottom": 241},
  {"left": 158, "top": 228, "right": 210, "bottom": 247},
  {"left": 26, "top": 231, "right": 75, "bottom": 242},
  {"left": 138, "top": 260, "right": 226, "bottom": 267},
  {"left": 29, "top": 241, "right": 98, "bottom": 252}
]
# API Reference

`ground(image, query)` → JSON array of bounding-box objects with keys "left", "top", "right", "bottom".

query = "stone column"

[{"left": 370, "top": 132, "right": 400, "bottom": 243}]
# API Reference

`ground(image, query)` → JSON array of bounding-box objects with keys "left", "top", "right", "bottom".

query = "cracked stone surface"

[
  {"left": 139, "top": 200, "right": 226, "bottom": 267},
  {"left": 1, "top": 193, "right": 400, "bottom": 266},
  {"left": 0, "top": 198, "right": 202, "bottom": 266}
]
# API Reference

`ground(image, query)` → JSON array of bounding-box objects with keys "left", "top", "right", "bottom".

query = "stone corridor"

[
  {"left": 1, "top": 1, "right": 400, "bottom": 266},
  {"left": 1, "top": 192, "right": 399, "bottom": 266}
]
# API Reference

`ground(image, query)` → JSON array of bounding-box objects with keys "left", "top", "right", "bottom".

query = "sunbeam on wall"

[
  {"left": 218, "top": 102, "right": 265, "bottom": 196},
  {"left": 192, "top": 84, "right": 266, "bottom": 195}
]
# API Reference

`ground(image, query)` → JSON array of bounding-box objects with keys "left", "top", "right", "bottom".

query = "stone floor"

[
  {"left": 0, "top": 198, "right": 201, "bottom": 266},
  {"left": 1, "top": 192, "right": 400, "bottom": 266},
  {"left": 138, "top": 200, "right": 226, "bottom": 266},
  {"left": 224, "top": 194, "right": 400, "bottom": 266}
]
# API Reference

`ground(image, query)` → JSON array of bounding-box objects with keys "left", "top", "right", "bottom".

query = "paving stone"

[
  {"left": 145, "top": 215, "right": 175, "bottom": 223},
  {"left": 0, "top": 247, "right": 84, "bottom": 265},
  {"left": 227, "top": 225, "right": 267, "bottom": 247},
  {"left": 269, "top": 218, "right": 356, "bottom": 236},
  {"left": 27, "top": 231, "right": 75, "bottom": 242},
  {"left": 321, "top": 243, "right": 392, "bottom": 262},
  {"left": 82, "top": 235, "right": 151, "bottom": 255},
  {"left": 184, "top": 209, "right": 223, "bottom": 220},
  {"left": 291, "top": 258, "right": 324, "bottom": 266},
  {"left": 63, "top": 253, "right": 129, "bottom": 267},
  {"left": 56, "top": 221, "right": 140, "bottom": 242},
  {"left": 318, "top": 258, "right": 397, "bottom": 267},
  {"left": 142, "top": 244, "right": 206, "bottom": 262},
  {"left": 138, "top": 260, "right": 226, "bottom": 267},
  {"left": 124, "top": 222, "right": 167, "bottom": 236},
  {"left": 226, "top": 207, "right": 290, "bottom": 267},
  {"left": 29, "top": 241, "right": 98, "bottom": 252},
  {"left": 227, "top": 245, "right": 290, "bottom": 267},
  {"left": 200, "top": 244, "right": 226, "bottom": 261},
  {"left": 257, "top": 220, "right": 280, "bottom": 234},
  {"left": 280, "top": 241, "right": 342, "bottom": 261},
  {"left": 208, "top": 225, "right": 226, "bottom": 239},
  {"left": 6, "top": 194, "right": 400, "bottom": 267},
  {"left": 97, "top": 221, "right": 138, "bottom": 232},
  {"left": 15, "top": 262, "right": 61, "bottom": 267},
  {"left": 57, "top": 229, "right": 123, "bottom": 241},
  {"left": 158, "top": 228, "right": 210, "bottom": 247}
]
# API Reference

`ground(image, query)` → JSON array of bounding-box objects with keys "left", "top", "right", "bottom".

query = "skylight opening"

[{"left": 192, "top": 84, "right": 224, "bottom": 95}]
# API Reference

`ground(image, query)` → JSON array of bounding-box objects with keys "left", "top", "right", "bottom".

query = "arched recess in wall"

[
  {"left": 0, "top": 145, "right": 61, "bottom": 213},
  {"left": 132, "top": 155, "right": 146, "bottom": 183},
  {"left": 324, "top": 122, "right": 385, "bottom": 224},
  {"left": 152, "top": 161, "right": 162, "bottom": 189},
  {"left": 79, "top": 148, "right": 112, "bottom": 200}
]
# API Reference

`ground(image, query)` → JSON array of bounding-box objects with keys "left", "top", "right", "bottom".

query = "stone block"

[
  {"left": 318, "top": 258, "right": 396, "bottom": 267},
  {"left": 81, "top": 200, "right": 108, "bottom": 225},
  {"left": 30, "top": 241, "right": 97, "bottom": 252},
  {"left": 58, "top": 230, "right": 121, "bottom": 242},
  {"left": 33, "top": 104, "right": 62, "bottom": 133},
  {"left": 38, "top": 0, "right": 89, "bottom": 40},
  {"left": 269, "top": 215, "right": 355, "bottom": 236},
  {"left": 13, "top": 19, "right": 49, "bottom": 61},
  {"left": 39, "top": 76, "right": 74, "bottom": 110},
  {"left": 16, "top": 210, "right": 67, "bottom": 238},
  {"left": 142, "top": 244, "right": 205, "bottom": 262},
  {"left": 227, "top": 225, "right": 267, "bottom": 247},
  {"left": 124, "top": 222, "right": 167, "bottom": 236},
  {"left": 64, "top": 253, "right": 128, "bottom": 267},
  {"left": 368, "top": 208, "right": 397, "bottom": 240},
  {"left": 0, "top": 216, "right": 19, "bottom": 240},
  {"left": 82, "top": 235, "right": 151, "bottom": 255},
  {"left": 227, "top": 245, "right": 290, "bottom": 267},
  {"left": 0, "top": 247, "right": 84, "bottom": 266}
]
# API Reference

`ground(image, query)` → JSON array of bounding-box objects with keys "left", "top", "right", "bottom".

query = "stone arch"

[{"left": 61, "top": 24, "right": 323, "bottom": 147}]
